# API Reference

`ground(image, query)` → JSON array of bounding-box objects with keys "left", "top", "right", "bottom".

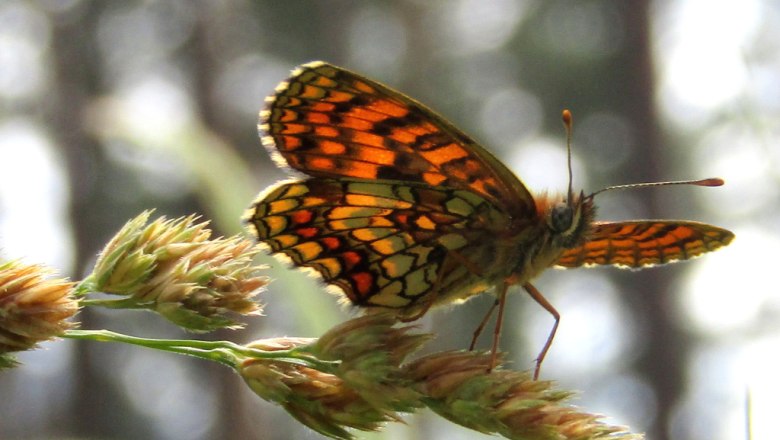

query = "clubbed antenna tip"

[
  {"left": 695, "top": 177, "right": 725, "bottom": 187},
  {"left": 562, "top": 109, "right": 574, "bottom": 204}
]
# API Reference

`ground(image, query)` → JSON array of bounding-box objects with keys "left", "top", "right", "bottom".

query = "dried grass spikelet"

[
  {"left": 0, "top": 260, "right": 78, "bottom": 368},
  {"left": 89, "top": 211, "right": 267, "bottom": 331},
  {"left": 240, "top": 314, "right": 430, "bottom": 439},
  {"left": 407, "top": 351, "right": 643, "bottom": 440}
]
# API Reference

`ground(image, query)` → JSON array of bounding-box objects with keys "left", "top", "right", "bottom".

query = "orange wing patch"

[{"left": 555, "top": 221, "right": 735, "bottom": 268}]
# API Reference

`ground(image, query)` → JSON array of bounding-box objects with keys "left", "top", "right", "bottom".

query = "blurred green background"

[{"left": 0, "top": 1, "right": 776, "bottom": 439}]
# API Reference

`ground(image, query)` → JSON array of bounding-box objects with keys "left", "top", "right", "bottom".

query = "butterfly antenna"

[
  {"left": 590, "top": 177, "right": 724, "bottom": 198},
  {"left": 559, "top": 110, "right": 724, "bottom": 200},
  {"left": 562, "top": 109, "right": 574, "bottom": 206}
]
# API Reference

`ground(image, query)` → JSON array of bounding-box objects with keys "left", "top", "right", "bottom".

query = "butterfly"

[{"left": 244, "top": 61, "right": 734, "bottom": 379}]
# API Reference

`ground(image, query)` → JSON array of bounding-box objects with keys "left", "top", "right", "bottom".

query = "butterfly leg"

[
  {"left": 447, "top": 250, "right": 495, "bottom": 350},
  {"left": 445, "top": 249, "right": 503, "bottom": 351},
  {"left": 448, "top": 250, "right": 484, "bottom": 277},
  {"left": 487, "top": 281, "right": 510, "bottom": 372},
  {"left": 469, "top": 298, "right": 498, "bottom": 350},
  {"left": 523, "top": 282, "right": 560, "bottom": 380}
]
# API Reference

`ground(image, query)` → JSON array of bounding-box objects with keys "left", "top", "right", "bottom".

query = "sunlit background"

[{"left": 0, "top": 1, "right": 777, "bottom": 439}]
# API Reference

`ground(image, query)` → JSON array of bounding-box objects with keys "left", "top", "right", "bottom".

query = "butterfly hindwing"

[{"left": 245, "top": 178, "right": 504, "bottom": 309}]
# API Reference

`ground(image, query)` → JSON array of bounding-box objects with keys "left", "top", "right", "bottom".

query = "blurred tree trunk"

[
  {"left": 618, "top": 3, "right": 684, "bottom": 439},
  {"left": 50, "top": 3, "right": 152, "bottom": 438}
]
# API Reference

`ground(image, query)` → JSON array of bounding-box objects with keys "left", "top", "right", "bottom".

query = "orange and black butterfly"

[{"left": 244, "top": 61, "right": 734, "bottom": 378}]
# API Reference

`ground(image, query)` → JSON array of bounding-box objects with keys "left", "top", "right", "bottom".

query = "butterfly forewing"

[
  {"left": 261, "top": 61, "right": 536, "bottom": 220},
  {"left": 555, "top": 221, "right": 735, "bottom": 268}
]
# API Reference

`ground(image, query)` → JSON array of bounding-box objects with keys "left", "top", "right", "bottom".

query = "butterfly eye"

[{"left": 549, "top": 203, "right": 574, "bottom": 233}]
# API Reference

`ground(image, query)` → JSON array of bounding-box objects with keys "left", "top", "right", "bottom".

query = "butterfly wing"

[
  {"left": 554, "top": 221, "right": 735, "bottom": 268},
  {"left": 245, "top": 178, "right": 507, "bottom": 309},
  {"left": 261, "top": 61, "right": 535, "bottom": 220}
]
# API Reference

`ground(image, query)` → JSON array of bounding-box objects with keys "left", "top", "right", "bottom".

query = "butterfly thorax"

[
  {"left": 502, "top": 191, "right": 595, "bottom": 285},
  {"left": 390, "top": 189, "right": 596, "bottom": 316}
]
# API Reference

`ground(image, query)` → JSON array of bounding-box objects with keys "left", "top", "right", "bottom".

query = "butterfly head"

[
  {"left": 545, "top": 191, "right": 594, "bottom": 249},
  {"left": 541, "top": 110, "right": 594, "bottom": 249}
]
